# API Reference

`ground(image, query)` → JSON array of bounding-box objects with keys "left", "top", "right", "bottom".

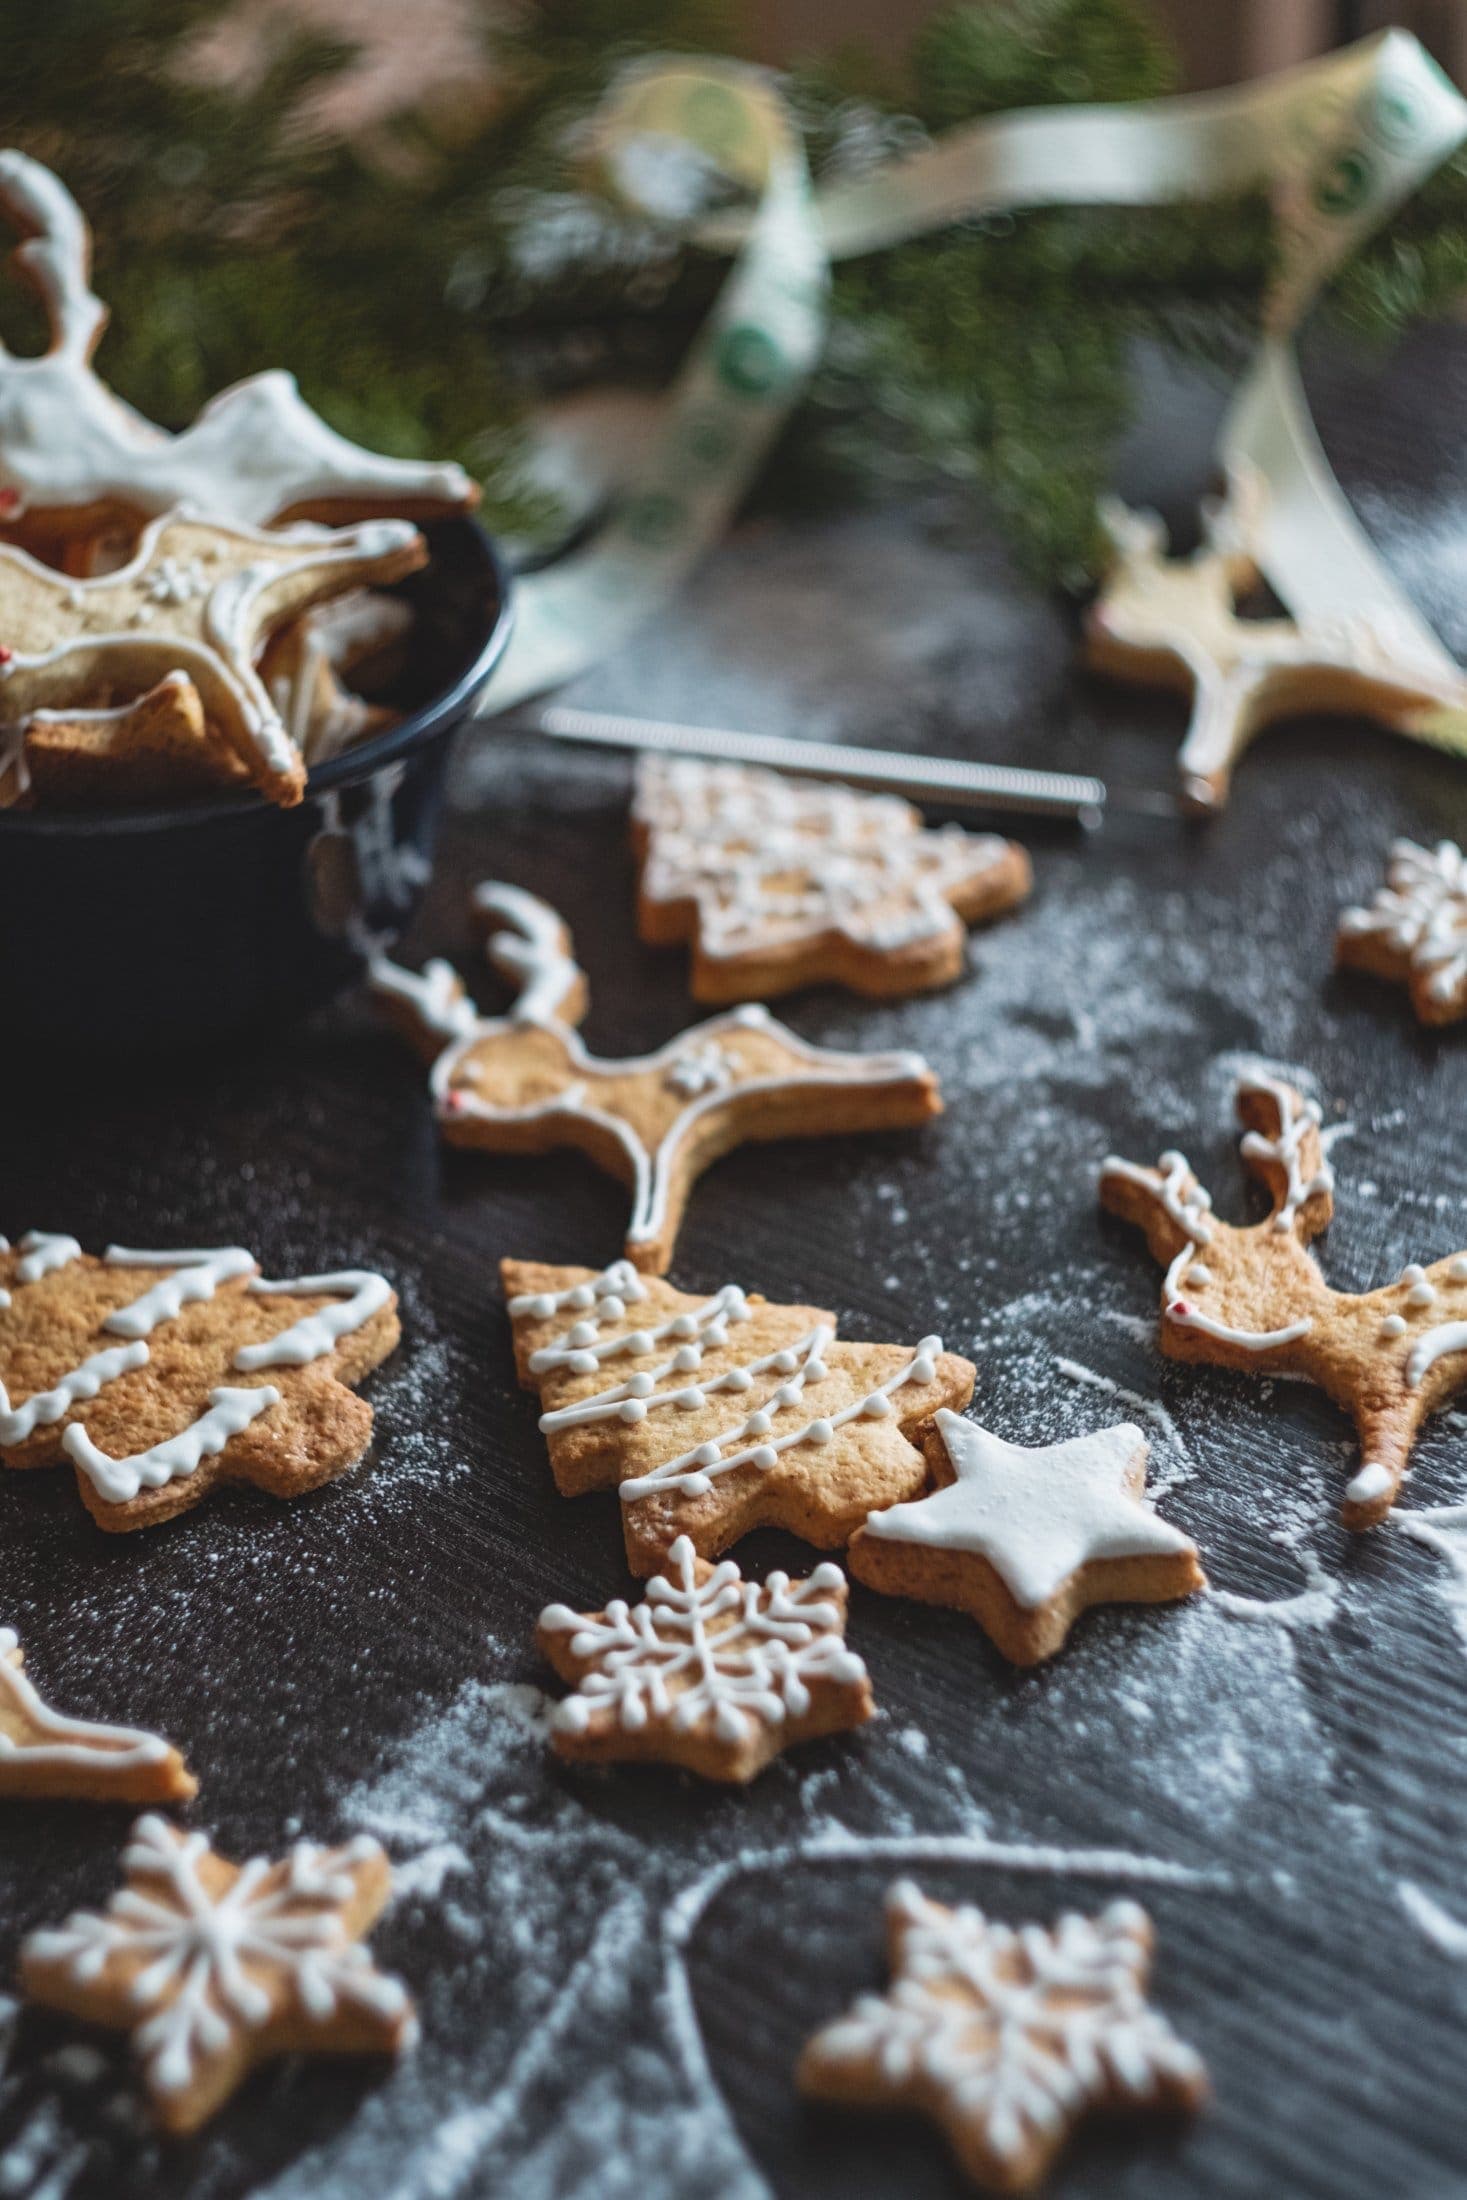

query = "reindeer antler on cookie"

[
  {"left": 371, "top": 884, "right": 941, "bottom": 1274},
  {"left": 1102, "top": 1072, "right": 1467, "bottom": 1529}
]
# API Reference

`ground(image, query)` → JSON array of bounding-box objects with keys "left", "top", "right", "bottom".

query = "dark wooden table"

[{"left": 4, "top": 326, "right": 1467, "bottom": 2199}]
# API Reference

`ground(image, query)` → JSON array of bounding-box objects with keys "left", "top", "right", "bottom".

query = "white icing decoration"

[
  {"left": 1451, "top": 1257, "right": 1467, "bottom": 1284},
  {"left": 1399, "top": 1262, "right": 1438, "bottom": 1310},
  {"left": 859, "top": 1411, "right": 1194, "bottom": 1609},
  {"left": 0, "top": 1633, "right": 170, "bottom": 1775},
  {"left": 539, "top": 1534, "right": 866, "bottom": 1743},
  {"left": 15, "top": 1230, "right": 81, "bottom": 1284},
  {"left": 22, "top": 1813, "right": 411, "bottom": 2098},
  {"left": 0, "top": 1342, "right": 150, "bottom": 1445},
  {"left": 1346, "top": 1461, "right": 1394, "bottom": 1504},
  {"left": 0, "top": 150, "right": 473, "bottom": 527},
  {"left": 63, "top": 1385, "right": 281, "bottom": 1505},
  {"left": 472, "top": 882, "right": 584, "bottom": 1026},
  {"left": 1184, "top": 1264, "right": 1212, "bottom": 1286},
  {"left": 234, "top": 1272, "right": 392, "bottom": 1370},
  {"left": 1406, "top": 1322, "right": 1467, "bottom": 1391},
  {"left": 805, "top": 1880, "right": 1205, "bottom": 2166},
  {"left": 1379, "top": 1314, "right": 1408, "bottom": 1341},
  {"left": 634, "top": 754, "right": 1019, "bottom": 963},
  {"left": 1163, "top": 1295, "right": 1312, "bottom": 1353},
  {"left": 1237, "top": 1072, "right": 1333, "bottom": 1234},
  {"left": 101, "top": 1246, "right": 255, "bottom": 1338},
  {"left": 1100, "top": 1150, "right": 1212, "bottom": 1244},
  {"left": 1339, "top": 840, "right": 1467, "bottom": 1012},
  {"left": 662, "top": 1042, "right": 735, "bottom": 1097},
  {"left": 367, "top": 955, "right": 479, "bottom": 1044}
]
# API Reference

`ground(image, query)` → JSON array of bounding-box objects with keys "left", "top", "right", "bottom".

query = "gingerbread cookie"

[
  {"left": 1101, "top": 1070, "right": 1467, "bottom": 1528},
  {"left": 537, "top": 1536, "right": 872, "bottom": 1782},
  {"left": 21, "top": 1813, "right": 415, "bottom": 2134},
  {"left": 1085, "top": 465, "right": 1467, "bottom": 813},
  {"left": 0, "top": 508, "right": 425, "bottom": 808},
  {"left": 631, "top": 754, "right": 1032, "bottom": 1001},
  {"left": 0, "top": 149, "right": 474, "bottom": 554},
  {"left": 798, "top": 1880, "right": 1207, "bottom": 2194},
  {"left": 0, "top": 1628, "right": 195, "bottom": 1803},
  {"left": 20, "top": 671, "right": 246, "bottom": 809},
  {"left": 0, "top": 1236, "right": 399, "bottom": 1530},
  {"left": 847, "top": 1410, "right": 1203, "bottom": 1665},
  {"left": 258, "top": 591, "right": 412, "bottom": 767},
  {"left": 373, "top": 883, "right": 943, "bottom": 1274},
  {"left": 1336, "top": 838, "right": 1467, "bottom": 1026},
  {"left": 504, "top": 1256, "right": 974, "bottom": 1575}
]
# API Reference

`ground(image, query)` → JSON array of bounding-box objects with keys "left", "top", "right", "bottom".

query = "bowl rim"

[{"left": 0, "top": 513, "right": 513, "bottom": 838}]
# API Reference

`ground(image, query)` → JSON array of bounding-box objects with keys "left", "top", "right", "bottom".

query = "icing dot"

[
  {"left": 675, "top": 1388, "right": 705, "bottom": 1411},
  {"left": 618, "top": 1399, "right": 647, "bottom": 1424},
  {"left": 567, "top": 1351, "right": 598, "bottom": 1375},
  {"left": 625, "top": 1331, "right": 655, "bottom": 1356},
  {"left": 722, "top": 1369, "right": 752, "bottom": 1392},
  {"left": 670, "top": 1314, "right": 698, "bottom": 1338},
  {"left": 744, "top": 1410, "right": 773, "bottom": 1435},
  {"left": 600, "top": 1295, "right": 625, "bottom": 1322},
  {"left": 752, "top": 1445, "right": 779, "bottom": 1470},
  {"left": 1451, "top": 1258, "right": 1467, "bottom": 1282},
  {"left": 729, "top": 1299, "right": 752, "bottom": 1323},
  {"left": 672, "top": 1345, "right": 702, "bottom": 1372},
  {"left": 1407, "top": 1282, "right": 1437, "bottom": 1309},
  {"left": 567, "top": 1285, "right": 595, "bottom": 1311},
  {"left": 806, "top": 1419, "right": 834, "bottom": 1444},
  {"left": 705, "top": 1323, "right": 728, "bottom": 1348},
  {"left": 910, "top": 1355, "right": 936, "bottom": 1384},
  {"left": 1378, "top": 1314, "right": 1408, "bottom": 1340},
  {"left": 567, "top": 1321, "right": 597, "bottom": 1348},
  {"left": 862, "top": 1393, "right": 891, "bottom": 1418},
  {"left": 773, "top": 1350, "right": 799, "bottom": 1374},
  {"left": 693, "top": 1442, "right": 721, "bottom": 1467},
  {"left": 773, "top": 1383, "right": 802, "bottom": 1407},
  {"left": 684, "top": 1472, "right": 712, "bottom": 1496},
  {"left": 1346, "top": 1461, "right": 1393, "bottom": 1505},
  {"left": 528, "top": 1294, "right": 554, "bottom": 1319},
  {"left": 804, "top": 1359, "right": 828, "bottom": 1382},
  {"left": 626, "top": 1372, "right": 654, "bottom": 1397}
]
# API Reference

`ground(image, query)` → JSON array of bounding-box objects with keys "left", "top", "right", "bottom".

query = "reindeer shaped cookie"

[
  {"left": 371, "top": 884, "right": 941, "bottom": 1274},
  {"left": 1102, "top": 1071, "right": 1467, "bottom": 1529},
  {"left": 1085, "top": 464, "right": 1467, "bottom": 814}
]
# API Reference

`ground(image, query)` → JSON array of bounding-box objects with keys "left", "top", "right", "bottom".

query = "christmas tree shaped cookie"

[
  {"left": 0, "top": 1235, "right": 399, "bottom": 1531},
  {"left": 632, "top": 755, "right": 1031, "bottom": 1000},
  {"left": 373, "top": 883, "right": 943, "bottom": 1275},
  {"left": 1101, "top": 1071, "right": 1467, "bottom": 1528},
  {"left": 0, "top": 1628, "right": 195, "bottom": 1803},
  {"left": 504, "top": 1255, "right": 974, "bottom": 1575}
]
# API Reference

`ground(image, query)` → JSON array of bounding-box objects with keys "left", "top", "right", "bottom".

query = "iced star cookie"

[
  {"left": 0, "top": 149, "right": 475, "bottom": 557},
  {"left": 0, "top": 1235, "right": 399, "bottom": 1530},
  {"left": 0, "top": 1628, "right": 195, "bottom": 1803},
  {"left": 1086, "top": 465, "right": 1467, "bottom": 814},
  {"left": 847, "top": 1410, "right": 1203, "bottom": 1664},
  {"left": 537, "top": 1536, "right": 872, "bottom": 1782},
  {"left": 0, "top": 508, "right": 425, "bottom": 808},
  {"left": 798, "top": 1881, "right": 1208, "bottom": 2194},
  {"left": 372, "top": 882, "right": 943, "bottom": 1275},
  {"left": 504, "top": 1256, "right": 975, "bottom": 1576},
  {"left": 631, "top": 755, "right": 1032, "bottom": 1001},
  {"left": 21, "top": 1814, "right": 416, "bottom": 2134},
  {"left": 1101, "top": 1071, "right": 1467, "bottom": 1529},
  {"left": 1336, "top": 838, "right": 1467, "bottom": 1026}
]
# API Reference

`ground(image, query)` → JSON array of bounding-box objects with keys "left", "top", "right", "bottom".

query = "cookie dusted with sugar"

[
  {"left": 1335, "top": 838, "right": 1467, "bottom": 1026},
  {"left": 632, "top": 754, "right": 1031, "bottom": 1001},
  {"left": 1101, "top": 1071, "right": 1467, "bottom": 1528},
  {"left": 373, "top": 882, "right": 942, "bottom": 1275},
  {"left": 798, "top": 1881, "right": 1207, "bottom": 2194},
  {"left": 21, "top": 1814, "right": 416, "bottom": 2134},
  {"left": 0, "top": 1234, "right": 399, "bottom": 1530},
  {"left": 537, "top": 1536, "right": 872, "bottom": 1782},
  {"left": 0, "top": 148, "right": 474, "bottom": 555},
  {"left": 847, "top": 1410, "right": 1203, "bottom": 1665},
  {"left": 0, "top": 1628, "right": 195, "bottom": 1803},
  {"left": 504, "top": 1255, "right": 974, "bottom": 1576}
]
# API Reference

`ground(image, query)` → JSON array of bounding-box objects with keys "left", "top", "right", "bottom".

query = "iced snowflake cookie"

[
  {"left": 537, "top": 1536, "right": 872, "bottom": 1782},
  {"left": 21, "top": 1814, "right": 416, "bottom": 2134},
  {"left": 0, "top": 149, "right": 474, "bottom": 557},
  {"left": 1086, "top": 465, "right": 1467, "bottom": 814},
  {"left": 0, "top": 1235, "right": 398, "bottom": 1531},
  {"left": 0, "top": 1628, "right": 195, "bottom": 1803},
  {"left": 1101, "top": 1071, "right": 1467, "bottom": 1529},
  {"left": 504, "top": 1257, "right": 974, "bottom": 1576},
  {"left": 798, "top": 1881, "right": 1207, "bottom": 2194},
  {"left": 372, "top": 883, "right": 942, "bottom": 1275},
  {"left": 846, "top": 1411, "right": 1203, "bottom": 1665},
  {"left": 0, "top": 508, "right": 425, "bottom": 809},
  {"left": 631, "top": 755, "right": 1032, "bottom": 1002},
  {"left": 1335, "top": 838, "right": 1467, "bottom": 1026}
]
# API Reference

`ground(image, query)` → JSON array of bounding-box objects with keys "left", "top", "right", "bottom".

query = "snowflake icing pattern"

[{"left": 1338, "top": 837, "right": 1467, "bottom": 1019}]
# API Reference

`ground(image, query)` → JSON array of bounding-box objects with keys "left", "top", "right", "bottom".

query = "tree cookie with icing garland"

[
  {"left": 0, "top": 508, "right": 425, "bottom": 808},
  {"left": 21, "top": 1814, "right": 416, "bottom": 2134},
  {"left": 631, "top": 754, "right": 1032, "bottom": 1001},
  {"left": 1335, "top": 838, "right": 1467, "bottom": 1026},
  {"left": 537, "top": 1535, "right": 873, "bottom": 1782},
  {"left": 847, "top": 1410, "right": 1203, "bottom": 1665},
  {"left": 798, "top": 1881, "right": 1208, "bottom": 2194},
  {"left": 1101, "top": 1071, "right": 1467, "bottom": 1529},
  {"left": 0, "top": 148, "right": 475, "bottom": 560},
  {"left": 504, "top": 1255, "right": 974, "bottom": 1576},
  {"left": 0, "top": 1627, "right": 195, "bottom": 1803},
  {"left": 372, "top": 881, "right": 943, "bottom": 1275},
  {"left": 0, "top": 1234, "right": 399, "bottom": 1531}
]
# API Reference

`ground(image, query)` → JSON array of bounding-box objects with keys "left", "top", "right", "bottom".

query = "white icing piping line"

[{"left": 0, "top": 1646, "right": 170, "bottom": 1770}]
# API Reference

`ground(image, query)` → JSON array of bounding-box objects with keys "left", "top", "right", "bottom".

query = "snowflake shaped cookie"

[
  {"left": 1336, "top": 838, "right": 1467, "bottom": 1025},
  {"left": 799, "top": 1881, "right": 1207, "bottom": 2193},
  {"left": 632, "top": 755, "right": 1031, "bottom": 1001},
  {"left": 0, "top": 1628, "right": 195, "bottom": 1804},
  {"left": 537, "top": 1534, "right": 872, "bottom": 1782},
  {"left": 21, "top": 1814, "right": 416, "bottom": 2133},
  {"left": 847, "top": 1411, "right": 1203, "bottom": 1664}
]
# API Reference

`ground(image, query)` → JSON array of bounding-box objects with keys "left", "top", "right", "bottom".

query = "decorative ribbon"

[{"left": 481, "top": 31, "right": 1467, "bottom": 745}]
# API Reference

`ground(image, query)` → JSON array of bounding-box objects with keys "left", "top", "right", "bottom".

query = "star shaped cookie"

[
  {"left": 0, "top": 509, "right": 426, "bottom": 807},
  {"left": 373, "top": 882, "right": 943, "bottom": 1274},
  {"left": 847, "top": 1410, "right": 1202, "bottom": 1664},
  {"left": 799, "top": 1880, "right": 1207, "bottom": 2194},
  {"left": 0, "top": 1628, "right": 195, "bottom": 1803},
  {"left": 21, "top": 1814, "right": 415, "bottom": 2133},
  {"left": 1336, "top": 837, "right": 1467, "bottom": 1025}
]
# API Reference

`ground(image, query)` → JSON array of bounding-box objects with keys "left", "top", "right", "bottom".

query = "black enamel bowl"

[{"left": 0, "top": 515, "right": 511, "bottom": 1053}]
